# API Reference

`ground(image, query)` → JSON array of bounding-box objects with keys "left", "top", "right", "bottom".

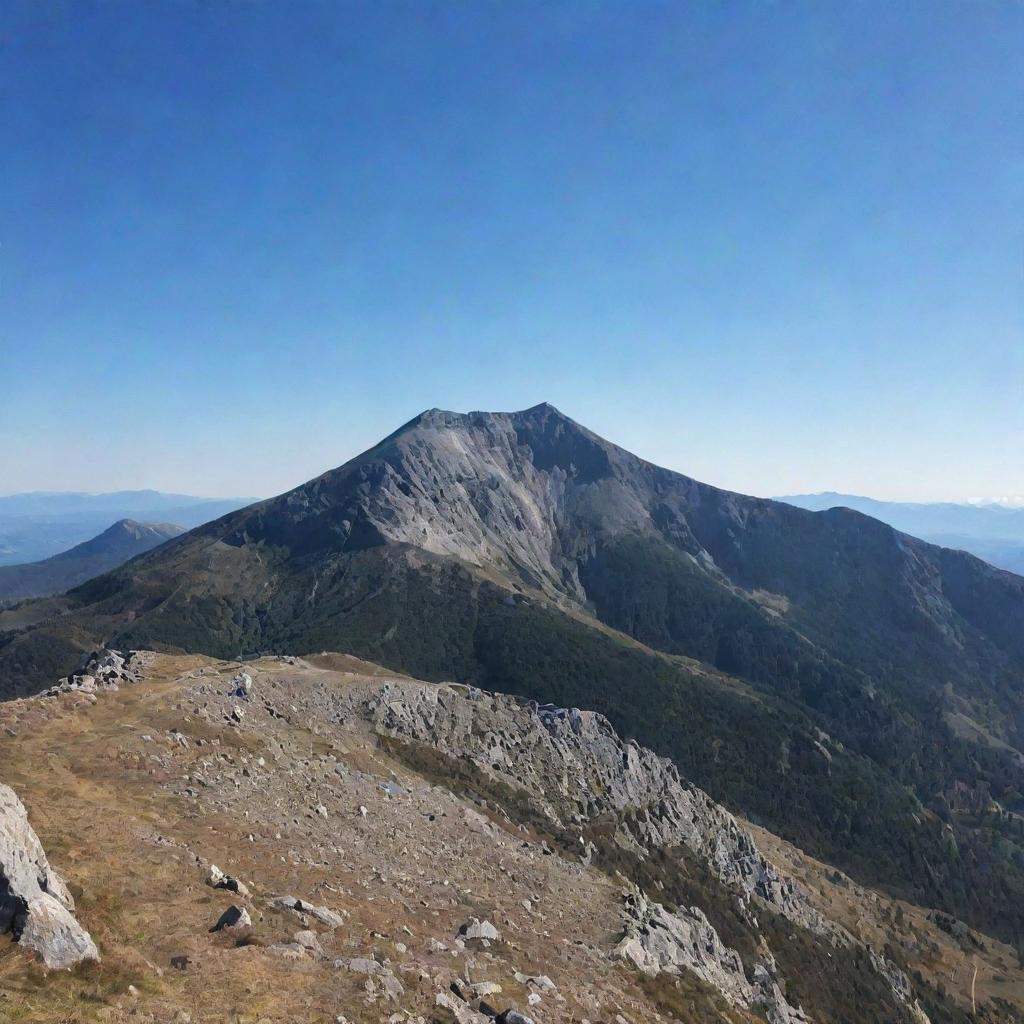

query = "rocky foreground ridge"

[{"left": 0, "top": 651, "right": 1016, "bottom": 1023}]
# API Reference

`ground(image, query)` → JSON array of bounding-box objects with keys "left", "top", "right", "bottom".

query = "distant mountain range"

[
  {"left": 3, "top": 403, "right": 1024, "bottom": 952},
  {"left": 0, "top": 519, "right": 184, "bottom": 604},
  {"left": 0, "top": 490, "right": 257, "bottom": 567},
  {"left": 776, "top": 491, "right": 1024, "bottom": 574}
]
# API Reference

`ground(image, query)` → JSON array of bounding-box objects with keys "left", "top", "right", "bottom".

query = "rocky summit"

[{"left": 0, "top": 649, "right": 1020, "bottom": 1022}]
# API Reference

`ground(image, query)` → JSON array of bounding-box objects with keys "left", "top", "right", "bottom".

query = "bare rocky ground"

[{"left": 0, "top": 651, "right": 1022, "bottom": 1024}]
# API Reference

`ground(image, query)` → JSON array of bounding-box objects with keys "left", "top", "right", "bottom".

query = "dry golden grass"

[
  {"left": 5, "top": 650, "right": 1018, "bottom": 1024},
  {"left": 0, "top": 656, "right": 371, "bottom": 1022}
]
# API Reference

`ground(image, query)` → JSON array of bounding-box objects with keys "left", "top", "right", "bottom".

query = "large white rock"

[{"left": 0, "top": 783, "right": 99, "bottom": 969}]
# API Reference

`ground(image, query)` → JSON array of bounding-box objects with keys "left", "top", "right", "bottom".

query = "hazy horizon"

[
  {"left": 2, "top": 396, "right": 1023, "bottom": 507},
  {"left": 1, "top": 400, "right": 1022, "bottom": 511},
  {"left": 4, "top": 2, "right": 1022, "bottom": 502}
]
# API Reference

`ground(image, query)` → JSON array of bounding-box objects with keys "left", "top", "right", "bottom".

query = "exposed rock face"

[
  {"left": 365, "top": 678, "right": 927, "bottom": 1021},
  {"left": 611, "top": 888, "right": 809, "bottom": 1024},
  {"left": 370, "top": 679, "right": 823, "bottom": 932},
  {"left": 0, "top": 783, "right": 98, "bottom": 968}
]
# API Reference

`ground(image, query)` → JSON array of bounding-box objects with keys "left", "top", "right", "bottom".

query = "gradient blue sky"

[{"left": 3, "top": 1, "right": 1022, "bottom": 502}]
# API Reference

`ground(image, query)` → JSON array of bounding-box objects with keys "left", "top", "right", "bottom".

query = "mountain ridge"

[
  {"left": 0, "top": 491, "right": 257, "bottom": 567},
  {"left": 2, "top": 404, "right": 1024, "bottom": 948},
  {"left": 6, "top": 649, "right": 1007, "bottom": 1022},
  {"left": 0, "top": 519, "right": 184, "bottom": 604},
  {"left": 777, "top": 491, "right": 1024, "bottom": 574}
]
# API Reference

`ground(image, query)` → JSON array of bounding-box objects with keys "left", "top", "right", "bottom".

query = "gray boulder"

[
  {"left": 210, "top": 905, "right": 251, "bottom": 932},
  {"left": 456, "top": 917, "right": 500, "bottom": 941},
  {"left": 271, "top": 893, "right": 345, "bottom": 928},
  {"left": 0, "top": 783, "right": 99, "bottom": 969}
]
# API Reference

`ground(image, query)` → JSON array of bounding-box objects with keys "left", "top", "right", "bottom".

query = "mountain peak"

[
  {"left": 107, "top": 518, "right": 142, "bottom": 533},
  {"left": 0, "top": 519, "right": 185, "bottom": 603},
  {"left": 513, "top": 400, "right": 565, "bottom": 418},
  {"left": 380, "top": 403, "right": 585, "bottom": 454},
  {"left": 6, "top": 405, "right": 1024, "bottom": 983},
  {"left": 411, "top": 401, "right": 569, "bottom": 425},
  {"left": 102, "top": 519, "right": 183, "bottom": 541}
]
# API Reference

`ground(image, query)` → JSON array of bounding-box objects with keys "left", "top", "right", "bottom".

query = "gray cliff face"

[
  {"left": 611, "top": 889, "right": 810, "bottom": 1024},
  {"left": 247, "top": 403, "right": 705, "bottom": 599},
  {"left": 367, "top": 678, "right": 821, "bottom": 930},
  {"left": 0, "top": 782, "right": 99, "bottom": 969}
]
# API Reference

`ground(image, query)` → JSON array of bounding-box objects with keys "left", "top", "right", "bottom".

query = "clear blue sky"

[{"left": 3, "top": 1, "right": 1022, "bottom": 502}]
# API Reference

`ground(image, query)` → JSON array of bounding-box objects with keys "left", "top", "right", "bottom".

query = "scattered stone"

[
  {"left": 268, "top": 942, "right": 307, "bottom": 959},
  {"left": 514, "top": 972, "right": 554, "bottom": 991},
  {"left": 205, "top": 864, "right": 250, "bottom": 897},
  {"left": 470, "top": 981, "right": 502, "bottom": 998},
  {"left": 435, "top": 991, "right": 492, "bottom": 1024},
  {"left": 335, "top": 957, "right": 403, "bottom": 998},
  {"left": 271, "top": 894, "right": 345, "bottom": 928},
  {"left": 341, "top": 956, "right": 383, "bottom": 974},
  {"left": 229, "top": 671, "right": 253, "bottom": 698},
  {"left": 38, "top": 648, "right": 141, "bottom": 699},
  {"left": 294, "top": 929, "right": 324, "bottom": 955}
]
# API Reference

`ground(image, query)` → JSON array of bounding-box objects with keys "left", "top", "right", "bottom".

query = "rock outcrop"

[
  {"left": 38, "top": 647, "right": 141, "bottom": 699},
  {"left": 369, "top": 680, "right": 824, "bottom": 932},
  {"left": 364, "top": 679, "right": 928, "bottom": 1021},
  {"left": 0, "top": 783, "right": 98, "bottom": 968},
  {"left": 610, "top": 887, "right": 809, "bottom": 1024}
]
